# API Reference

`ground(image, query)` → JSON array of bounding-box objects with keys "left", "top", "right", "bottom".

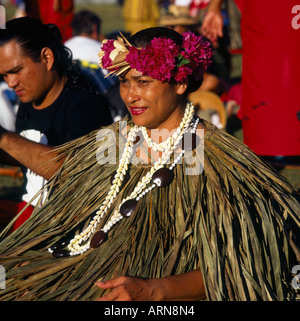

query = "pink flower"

[
  {"left": 100, "top": 39, "right": 116, "bottom": 69},
  {"left": 126, "top": 37, "right": 179, "bottom": 82},
  {"left": 98, "top": 32, "right": 213, "bottom": 83},
  {"left": 175, "top": 65, "right": 193, "bottom": 83}
]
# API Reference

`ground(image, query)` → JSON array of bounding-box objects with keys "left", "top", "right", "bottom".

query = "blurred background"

[{"left": 2, "top": 0, "right": 126, "bottom": 35}]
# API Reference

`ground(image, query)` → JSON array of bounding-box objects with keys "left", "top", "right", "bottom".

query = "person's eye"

[
  {"left": 119, "top": 78, "right": 128, "bottom": 85},
  {"left": 138, "top": 80, "right": 149, "bottom": 85},
  {"left": 11, "top": 67, "right": 22, "bottom": 74}
]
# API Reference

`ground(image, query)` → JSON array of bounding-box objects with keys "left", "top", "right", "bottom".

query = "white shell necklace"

[{"left": 49, "top": 101, "right": 199, "bottom": 257}]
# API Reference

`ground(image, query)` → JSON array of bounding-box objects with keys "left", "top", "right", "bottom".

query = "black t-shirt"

[
  {"left": 15, "top": 83, "right": 112, "bottom": 204},
  {"left": 16, "top": 84, "right": 112, "bottom": 146}
]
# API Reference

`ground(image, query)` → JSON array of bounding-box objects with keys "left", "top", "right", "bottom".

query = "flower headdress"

[{"left": 98, "top": 31, "right": 213, "bottom": 83}]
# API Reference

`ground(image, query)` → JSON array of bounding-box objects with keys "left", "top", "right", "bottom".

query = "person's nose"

[
  {"left": 126, "top": 84, "right": 140, "bottom": 104},
  {"left": 6, "top": 75, "right": 19, "bottom": 89}
]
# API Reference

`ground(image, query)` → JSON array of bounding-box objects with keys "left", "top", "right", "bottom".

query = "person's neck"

[
  {"left": 33, "top": 75, "right": 67, "bottom": 110},
  {"left": 146, "top": 102, "right": 187, "bottom": 144}
]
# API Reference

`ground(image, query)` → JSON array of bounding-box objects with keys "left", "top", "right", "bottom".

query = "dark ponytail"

[{"left": 0, "top": 17, "right": 99, "bottom": 94}]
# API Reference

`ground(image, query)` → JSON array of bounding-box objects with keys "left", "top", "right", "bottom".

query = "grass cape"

[{"left": 0, "top": 119, "right": 299, "bottom": 301}]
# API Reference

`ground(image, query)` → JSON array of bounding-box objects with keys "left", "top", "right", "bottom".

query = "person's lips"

[
  {"left": 15, "top": 89, "right": 24, "bottom": 96},
  {"left": 129, "top": 107, "right": 147, "bottom": 116}
]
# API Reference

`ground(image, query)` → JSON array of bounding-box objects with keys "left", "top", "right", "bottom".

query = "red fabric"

[
  {"left": 238, "top": 0, "right": 300, "bottom": 155},
  {"left": 233, "top": 0, "right": 244, "bottom": 12},
  {"left": 38, "top": 0, "right": 74, "bottom": 42},
  {"left": 189, "top": 0, "right": 210, "bottom": 17},
  {"left": 227, "top": 83, "right": 242, "bottom": 106},
  {"left": 12, "top": 201, "right": 34, "bottom": 231},
  {"left": 227, "top": 83, "right": 243, "bottom": 120}
]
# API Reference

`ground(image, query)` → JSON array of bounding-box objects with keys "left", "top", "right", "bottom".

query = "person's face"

[
  {"left": 0, "top": 40, "right": 53, "bottom": 105},
  {"left": 119, "top": 69, "right": 187, "bottom": 132}
]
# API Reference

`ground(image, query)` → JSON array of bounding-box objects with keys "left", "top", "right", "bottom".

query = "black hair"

[
  {"left": 71, "top": 10, "right": 102, "bottom": 36},
  {"left": 0, "top": 17, "right": 99, "bottom": 93},
  {"left": 128, "top": 27, "right": 203, "bottom": 93}
]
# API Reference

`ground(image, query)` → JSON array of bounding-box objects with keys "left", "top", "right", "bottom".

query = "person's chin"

[{"left": 16, "top": 92, "right": 31, "bottom": 103}]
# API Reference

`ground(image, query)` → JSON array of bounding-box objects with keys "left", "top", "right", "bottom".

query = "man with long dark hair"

[{"left": 0, "top": 17, "right": 112, "bottom": 227}]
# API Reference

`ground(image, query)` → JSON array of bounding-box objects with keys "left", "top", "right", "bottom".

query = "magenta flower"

[
  {"left": 98, "top": 32, "right": 213, "bottom": 83},
  {"left": 126, "top": 37, "right": 180, "bottom": 82},
  {"left": 100, "top": 39, "right": 115, "bottom": 69}
]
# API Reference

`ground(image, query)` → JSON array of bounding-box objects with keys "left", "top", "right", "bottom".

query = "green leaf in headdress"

[{"left": 177, "top": 54, "right": 190, "bottom": 67}]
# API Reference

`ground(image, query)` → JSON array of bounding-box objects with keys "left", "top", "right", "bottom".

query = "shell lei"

[{"left": 49, "top": 101, "right": 198, "bottom": 256}]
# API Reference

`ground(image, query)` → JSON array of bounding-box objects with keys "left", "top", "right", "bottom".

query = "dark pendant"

[
  {"left": 90, "top": 230, "right": 108, "bottom": 248},
  {"left": 52, "top": 249, "right": 70, "bottom": 258},
  {"left": 152, "top": 167, "right": 174, "bottom": 187},
  {"left": 133, "top": 131, "right": 143, "bottom": 148},
  {"left": 110, "top": 171, "right": 130, "bottom": 189},
  {"left": 119, "top": 199, "right": 138, "bottom": 218},
  {"left": 181, "top": 133, "right": 200, "bottom": 151},
  {"left": 49, "top": 241, "right": 68, "bottom": 252}
]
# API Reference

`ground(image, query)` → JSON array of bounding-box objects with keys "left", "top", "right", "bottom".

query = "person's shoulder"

[
  {"left": 63, "top": 83, "right": 102, "bottom": 101},
  {"left": 59, "top": 80, "right": 111, "bottom": 119},
  {"left": 62, "top": 85, "right": 111, "bottom": 118},
  {"left": 64, "top": 91, "right": 108, "bottom": 113}
]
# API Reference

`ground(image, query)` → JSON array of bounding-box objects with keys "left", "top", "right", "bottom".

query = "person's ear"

[
  {"left": 40, "top": 47, "right": 55, "bottom": 71},
  {"left": 176, "top": 81, "right": 188, "bottom": 95}
]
